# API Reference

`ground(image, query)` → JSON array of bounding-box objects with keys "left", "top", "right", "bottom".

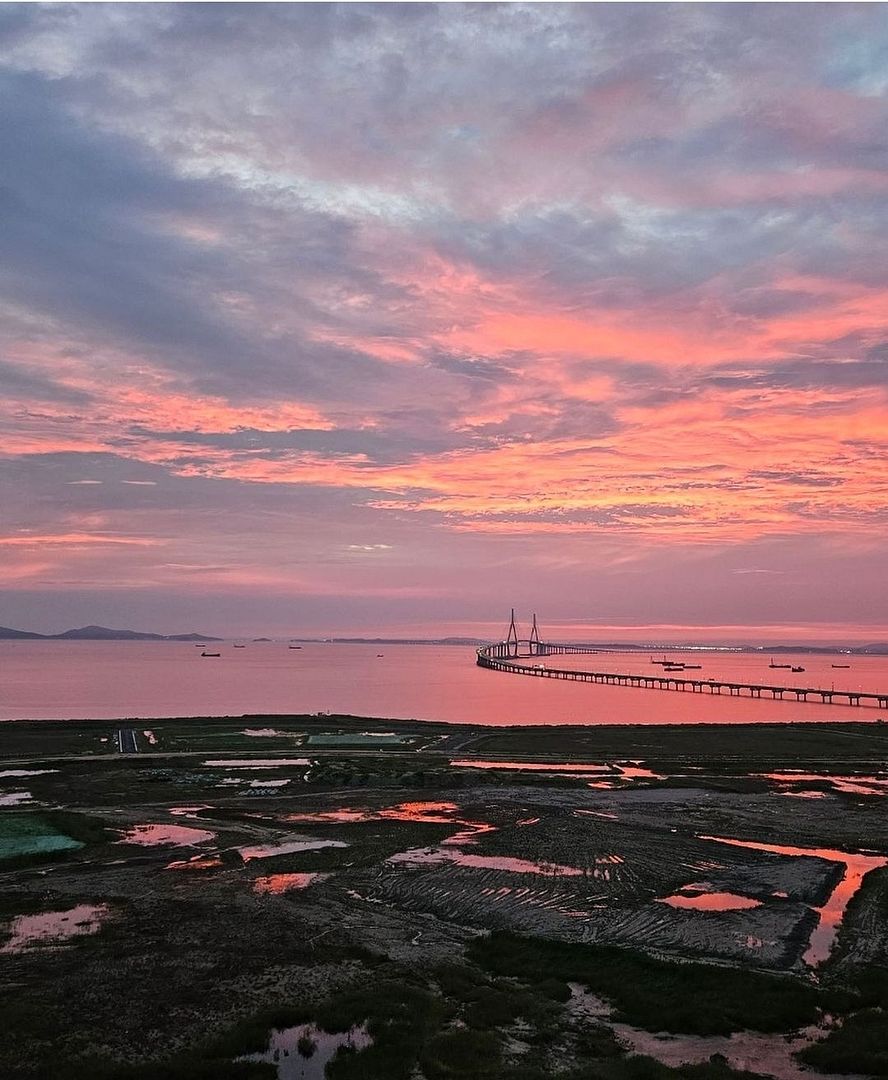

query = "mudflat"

[{"left": 1, "top": 715, "right": 887, "bottom": 1080}]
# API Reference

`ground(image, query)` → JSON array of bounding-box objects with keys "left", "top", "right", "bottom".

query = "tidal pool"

[
  {"left": 617, "top": 764, "right": 665, "bottom": 780},
  {"left": 114, "top": 823, "right": 216, "bottom": 847},
  {"left": 253, "top": 872, "right": 329, "bottom": 894},
  {"left": 239, "top": 1022, "right": 371, "bottom": 1079},
  {"left": 165, "top": 855, "right": 224, "bottom": 872},
  {"left": 761, "top": 771, "right": 888, "bottom": 797},
  {"left": 388, "top": 847, "right": 587, "bottom": 876},
  {"left": 450, "top": 760, "right": 610, "bottom": 772},
  {"left": 658, "top": 890, "right": 763, "bottom": 912},
  {"left": 700, "top": 835, "right": 888, "bottom": 964},
  {"left": 239, "top": 838, "right": 348, "bottom": 862},
  {"left": 0, "top": 769, "right": 58, "bottom": 778},
  {"left": 285, "top": 801, "right": 495, "bottom": 844},
  {"left": 568, "top": 983, "right": 851, "bottom": 1080},
  {"left": 204, "top": 758, "right": 311, "bottom": 768},
  {"left": 1, "top": 903, "right": 110, "bottom": 953},
  {"left": 0, "top": 791, "right": 33, "bottom": 807}
]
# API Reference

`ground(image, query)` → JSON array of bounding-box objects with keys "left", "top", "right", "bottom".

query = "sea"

[{"left": 2, "top": 641, "right": 887, "bottom": 725}]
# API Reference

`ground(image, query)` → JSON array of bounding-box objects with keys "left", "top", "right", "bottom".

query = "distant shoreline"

[
  {"left": 2, "top": 631, "right": 886, "bottom": 655},
  {"left": 1, "top": 712, "right": 885, "bottom": 731}
]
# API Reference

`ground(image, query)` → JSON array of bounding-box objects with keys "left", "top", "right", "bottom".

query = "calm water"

[{"left": 1, "top": 641, "right": 888, "bottom": 725}]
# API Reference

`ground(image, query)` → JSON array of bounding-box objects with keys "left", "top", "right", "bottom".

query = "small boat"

[
  {"left": 377, "top": 653, "right": 384, "bottom": 658},
  {"left": 233, "top": 644, "right": 246, "bottom": 649},
  {"left": 201, "top": 651, "right": 221, "bottom": 658},
  {"left": 194, "top": 644, "right": 207, "bottom": 648},
  {"left": 791, "top": 666, "right": 805, "bottom": 673},
  {"left": 683, "top": 664, "right": 702, "bottom": 670},
  {"left": 831, "top": 663, "right": 850, "bottom": 668},
  {"left": 289, "top": 645, "right": 302, "bottom": 650}
]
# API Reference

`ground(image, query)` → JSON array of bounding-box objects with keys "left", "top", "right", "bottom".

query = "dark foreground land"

[{"left": 1, "top": 715, "right": 887, "bottom": 1080}]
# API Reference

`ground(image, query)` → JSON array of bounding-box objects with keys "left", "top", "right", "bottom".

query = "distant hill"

[
  {"left": 0, "top": 624, "right": 219, "bottom": 641},
  {"left": 0, "top": 625, "right": 46, "bottom": 639}
]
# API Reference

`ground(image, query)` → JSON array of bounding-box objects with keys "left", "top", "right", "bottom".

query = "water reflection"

[
  {"left": 285, "top": 801, "right": 495, "bottom": 844},
  {"left": 253, "top": 873, "right": 329, "bottom": 894},
  {"left": 114, "top": 823, "right": 216, "bottom": 847},
  {"left": 239, "top": 1022, "right": 371, "bottom": 1079},
  {"left": 238, "top": 838, "right": 348, "bottom": 862},
  {"left": 0, "top": 791, "right": 32, "bottom": 806},
  {"left": 761, "top": 771, "right": 888, "bottom": 797},
  {"left": 450, "top": 760, "right": 610, "bottom": 773},
  {"left": 165, "top": 855, "right": 224, "bottom": 872},
  {"left": 9, "top": 640, "right": 888, "bottom": 724},
  {"left": 204, "top": 758, "right": 310, "bottom": 768},
  {"left": 0, "top": 769, "right": 58, "bottom": 778},
  {"left": 658, "top": 890, "right": 762, "bottom": 911},
  {"left": 1, "top": 903, "right": 109, "bottom": 953},
  {"left": 699, "top": 835, "right": 888, "bottom": 964},
  {"left": 388, "top": 847, "right": 587, "bottom": 876}
]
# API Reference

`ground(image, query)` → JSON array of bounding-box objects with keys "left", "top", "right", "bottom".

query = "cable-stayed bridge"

[{"left": 477, "top": 612, "right": 888, "bottom": 711}]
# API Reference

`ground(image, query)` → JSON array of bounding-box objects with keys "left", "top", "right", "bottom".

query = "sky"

[{"left": 2, "top": 2, "right": 888, "bottom": 643}]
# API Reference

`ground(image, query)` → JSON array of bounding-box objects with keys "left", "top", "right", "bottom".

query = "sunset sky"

[{"left": 2, "top": 3, "right": 888, "bottom": 642}]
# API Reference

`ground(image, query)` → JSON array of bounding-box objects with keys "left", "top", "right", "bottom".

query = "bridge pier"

[{"left": 477, "top": 629, "right": 887, "bottom": 711}]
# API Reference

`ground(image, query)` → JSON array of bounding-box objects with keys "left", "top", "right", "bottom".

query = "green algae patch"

[{"left": 0, "top": 814, "right": 84, "bottom": 863}]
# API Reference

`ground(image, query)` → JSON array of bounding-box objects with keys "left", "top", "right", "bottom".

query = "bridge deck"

[{"left": 477, "top": 642, "right": 888, "bottom": 710}]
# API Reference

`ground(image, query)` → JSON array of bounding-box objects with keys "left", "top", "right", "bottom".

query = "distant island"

[{"left": 0, "top": 624, "right": 220, "bottom": 642}]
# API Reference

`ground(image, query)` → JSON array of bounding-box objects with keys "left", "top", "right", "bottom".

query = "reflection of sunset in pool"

[
  {"left": 253, "top": 873, "right": 328, "bottom": 894},
  {"left": 658, "top": 891, "right": 762, "bottom": 912},
  {"left": 115, "top": 824, "right": 216, "bottom": 847},
  {"left": 700, "top": 836, "right": 888, "bottom": 964}
]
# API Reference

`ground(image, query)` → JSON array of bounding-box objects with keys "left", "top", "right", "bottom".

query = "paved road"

[{"left": 116, "top": 728, "right": 138, "bottom": 753}]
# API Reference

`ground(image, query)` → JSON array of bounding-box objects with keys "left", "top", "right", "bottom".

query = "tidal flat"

[{"left": 1, "top": 715, "right": 887, "bottom": 1079}]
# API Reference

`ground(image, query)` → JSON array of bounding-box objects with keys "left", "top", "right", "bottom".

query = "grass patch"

[
  {"left": 52, "top": 1060, "right": 275, "bottom": 1080},
  {"left": 469, "top": 932, "right": 821, "bottom": 1035},
  {"left": 796, "top": 1008, "right": 888, "bottom": 1075},
  {"left": 316, "top": 978, "right": 447, "bottom": 1080},
  {"left": 420, "top": 1028, "right": 502, "bottom": 1077}
]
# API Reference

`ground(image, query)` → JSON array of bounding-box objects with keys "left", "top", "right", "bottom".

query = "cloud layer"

[{"left": 2, "top": 3, "right": 888, "bottom": 638}]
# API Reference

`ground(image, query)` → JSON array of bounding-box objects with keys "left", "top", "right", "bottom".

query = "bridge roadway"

[{"left": 477, "top": 641, "right": 888, "bottom": 711}]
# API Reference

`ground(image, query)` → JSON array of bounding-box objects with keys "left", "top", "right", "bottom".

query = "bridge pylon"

[
  {"left": 529, "top": 613, "right": 541, "bottom": 656},
  {"left": 506, "top": 608, "right": 520, "bottom": 658}
]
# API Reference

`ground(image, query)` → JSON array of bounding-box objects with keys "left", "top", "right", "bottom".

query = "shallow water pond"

[
  {"left": 388, "top": 846, "right": 587, "bottom": 876},
  {"left": 285, "top": 800, "right": 495, "bottom": 844},
  {"left": 204, "top": 758, "right": 310, "bottom": 768},
  {"left": 253, "top": 872, "right": 329, "bottom": 894},
  {"left": 114, "top": 823, "right": 216, "bottom": 847},
  {"left": 0, "top": 769, "right": 58, "bottom": 779},
  {"left": 450, "top": 759, "right": 610, "bottom": 772},
  {"left": 238, "top": 838, "right": 348, "bottom": 862},
  {"left": 165, "top": 855, "right": 224, "bottom": 872},
  {"left": 700, "top": 835, "right": 888, "bottom": 964},
  {"left": 658, "top": 890, "right": 762, "bottom": 911},
  {"left": 1, "top": 903, "right": 110, "bottom": 953},
  {"left": 239, "top": 1022, "right": 371, "bottom": 1079},
  {"left": 0, "top": 791, "right": 33, "bottom": 807},
  {"left": 761, "top": 771, "right": 888, "bottom": 797}
]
